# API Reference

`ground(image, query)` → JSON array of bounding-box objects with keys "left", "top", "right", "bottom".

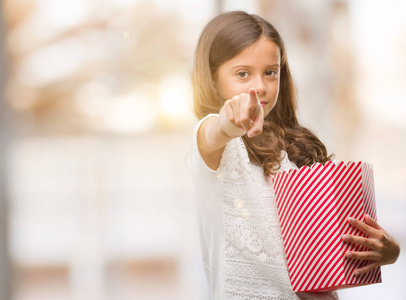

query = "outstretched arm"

[
  {"left": 342, "top": 214, "right": 400, "bottom": 276},
  {"left": 197, "top": 88, "right": 264, "bottom": 170}
]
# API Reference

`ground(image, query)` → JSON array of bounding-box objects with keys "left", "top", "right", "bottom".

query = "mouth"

[{"left": 260, "top": 101, "right": 268, "bottom": 107}]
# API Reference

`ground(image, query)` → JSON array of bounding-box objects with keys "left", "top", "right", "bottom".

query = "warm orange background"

[{"left": 0, "top": 0, "right": 405, "bottom": 299}]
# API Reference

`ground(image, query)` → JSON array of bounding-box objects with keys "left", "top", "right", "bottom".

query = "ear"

[{"left": 212, "top": 80, "right": 218, "bottom": 95}]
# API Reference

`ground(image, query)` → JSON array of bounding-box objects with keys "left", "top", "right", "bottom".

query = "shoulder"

[
  {"left": 192, "top": 114, "right": 251, "bottom": 175},
  {"left": 193, "top": 113, "right": 219, "bottom": 136},
  {"left": 195, "top": 114, "right": 228, "bottom": 171},
  {"left": 192, "top": 114, "right": 221, "bottom": 173}
]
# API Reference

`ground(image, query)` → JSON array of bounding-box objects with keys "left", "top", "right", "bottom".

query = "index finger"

[
  {"left": 248, "top": 88, "right": 259, "bottom": 107},
  {"left": 247, "top": 104, "right": 264, "bottom": 138},
  {"left": 348, "top": 217, "right": 380, "bottom": 238}
]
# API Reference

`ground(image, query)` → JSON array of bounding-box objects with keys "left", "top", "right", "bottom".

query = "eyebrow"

[{"left": 231, "top": 64, "right": 280, "bottom": 69}]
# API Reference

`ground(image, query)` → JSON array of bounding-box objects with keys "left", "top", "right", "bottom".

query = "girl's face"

[{"left": 215, "top": 37, "right": 281, "bottom": 118}]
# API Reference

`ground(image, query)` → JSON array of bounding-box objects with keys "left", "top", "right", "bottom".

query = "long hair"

[{"left": 192, "top": 11, "right": 334, "bottom": 176}]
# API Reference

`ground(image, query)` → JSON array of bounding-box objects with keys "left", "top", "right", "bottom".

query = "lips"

[{"left": 260, "top": 101, "right": 268, "bottom": 107}]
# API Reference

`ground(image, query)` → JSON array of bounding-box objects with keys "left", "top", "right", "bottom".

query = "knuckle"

[
  {"left": 241, "top": 117, "right": 249, "bottom": 123},
  {"left": 357, "top": 237, "right": 367, "bottom": 247},
  {"left": 376, "top": 242, "right": 384, "bottom": 252},
  {"left": 368, "top": 252, "right": 377, "bottom": 260},
  {"left": 380, "top": 231, "right": 390, "bottom": 244},
  {"left": 376, "top": 231, "right": 385, "bottom": 241},
  {"left": 365, "top": 238, "right": 374, "bottom": 248}
]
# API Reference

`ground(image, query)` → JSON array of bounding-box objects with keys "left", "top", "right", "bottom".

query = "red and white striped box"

[{"left": 271, "top": 161, "right": 381, "bottom": 292}]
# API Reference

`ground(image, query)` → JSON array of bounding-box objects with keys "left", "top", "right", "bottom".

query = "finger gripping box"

[{"left": 271, "top": 161, "right": 381, "bottom": 292}]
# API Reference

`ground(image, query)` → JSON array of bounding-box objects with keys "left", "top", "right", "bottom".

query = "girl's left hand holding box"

[{"left": 342, "top": 214, "right": 400, "bottom": 276}]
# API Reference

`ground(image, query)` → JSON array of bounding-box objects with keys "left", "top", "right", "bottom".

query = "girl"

[{"left": 191, "top": 11, "right": 399, "bottom": 300}]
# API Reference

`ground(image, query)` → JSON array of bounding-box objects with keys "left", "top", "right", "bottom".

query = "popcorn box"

[{"left": 271, "top": 161, "right": 381, "bottom": 292}]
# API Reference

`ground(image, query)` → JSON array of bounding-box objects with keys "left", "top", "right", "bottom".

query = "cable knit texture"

[{"left": 192, "top": 114, "right": 339, "bottom": 300}]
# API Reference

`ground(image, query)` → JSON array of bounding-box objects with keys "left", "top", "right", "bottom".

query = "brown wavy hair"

[{"left": 192, "top": 11, "right": 334, "bottom": 176}]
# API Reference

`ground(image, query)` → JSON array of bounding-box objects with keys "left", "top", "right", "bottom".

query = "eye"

[
  {"left": 237, "top": 71, "right": 250, "bottom": 78},
  {"left": 265, "top": 70, "right": 278, "bottom": 77}
]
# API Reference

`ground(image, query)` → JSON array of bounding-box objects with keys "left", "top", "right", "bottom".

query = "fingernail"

[
  {"left": 249, "top": 131, "right": 258, "bottom": 138},
  {"left": 343, "top": 235, "right": 349, "bottom": 241},
  {"left": 348, "top": 217, "right": 354, "bottom": 223},
  {"left": 346, "top": 252, "right": 352, "bottom": 258},
  {"left": 354, "top": 271, "right": 360, "bottom": 276}
]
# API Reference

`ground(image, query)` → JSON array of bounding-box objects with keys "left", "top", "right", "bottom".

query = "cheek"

[
  {"left": 215, "top": 84, "right": 228, "bottom": 101},
  {"left": 268, "top": 80, "right": 280, "bottom": 99},
  {"left": 214, "top": 76, "right": 229, "bottom": 100},
  {"left": 274, "top": 86, "right": 280, "bottom": 101},
  {"left": 216, "top": 80, "right": 243, "bottom": 100},
  {"left": 215, "top": 69, "right": 234, "bottom": 99}
]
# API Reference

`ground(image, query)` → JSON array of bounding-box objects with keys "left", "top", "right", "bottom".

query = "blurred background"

[{"left": 0, "top": 0, "right": 405, "bottom": 299}]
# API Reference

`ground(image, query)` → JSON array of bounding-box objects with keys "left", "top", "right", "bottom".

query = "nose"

[{"left": 253, "top": 76, "right": 267, "bottom": 96}]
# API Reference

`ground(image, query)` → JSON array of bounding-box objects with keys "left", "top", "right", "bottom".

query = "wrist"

[
  {"left": 218, "top": 120, "right": 233, "bottom": 139},
  {"left": 218, "top": 111, "right": 245, "bottom": 139}
]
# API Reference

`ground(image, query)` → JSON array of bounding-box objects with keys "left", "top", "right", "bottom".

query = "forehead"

[{"left": 225, "top": 37, "right": 281, "bottom": 68}]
